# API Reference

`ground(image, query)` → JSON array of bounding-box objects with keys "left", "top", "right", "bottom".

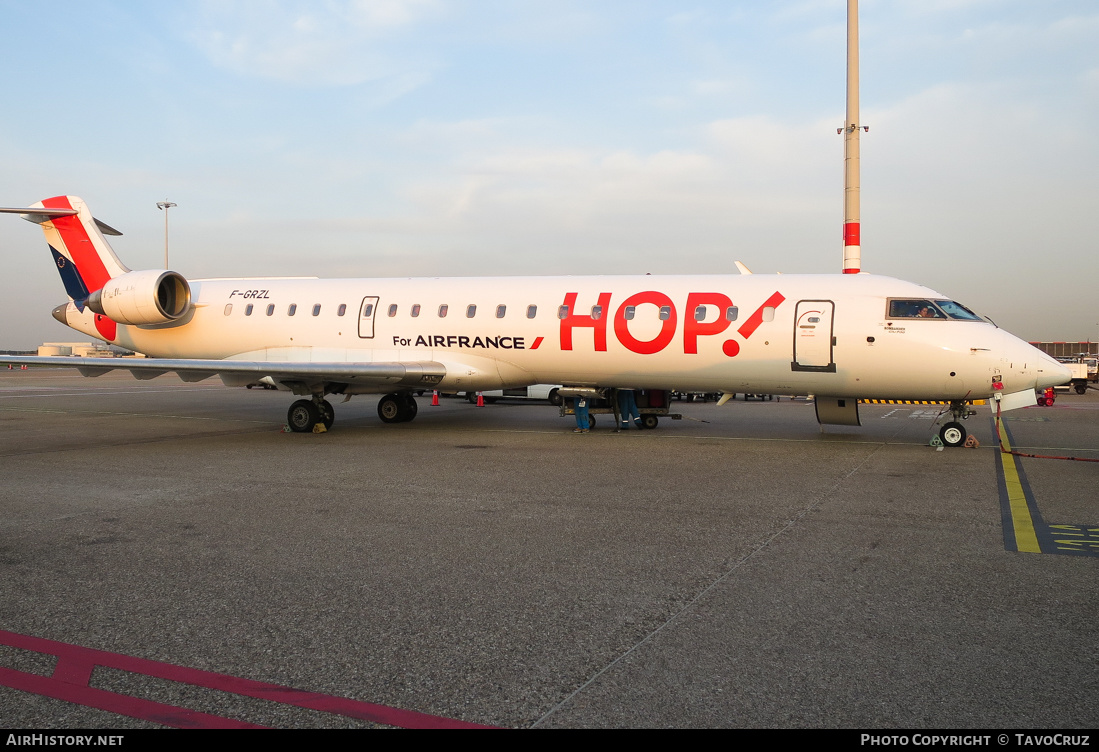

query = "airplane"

[{"left": 0, "top": 195, "right": 1071, "bottom": 447}]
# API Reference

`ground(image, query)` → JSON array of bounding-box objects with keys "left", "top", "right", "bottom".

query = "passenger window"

[
  {"left": 466, "top": 304, "right": 476, "bottom": 318},
  {"left": 288, "top": 304, "right": 297, "bottom": 316},
  {"left": 245, "top": 304, "right": 253, "bottom": 316},
  {"left": 591, "top": 305, "right": 603, "bottom": 320},
  {"left": 694, "top": 306, "right": 706, "bottom": 321},
  {"left": 266, "top": 304, "right": 275, "bottom": 316},
  {"left": 761, "top": 306, "right": 775, "bottom": 322},
  {"left": 337, "top": 304, "right": 347, "bottom": 316},
  {"left": 363, "top": 304, "right": 374, "bottom": 317},
  {"left": 388, "top": 304, "right": 397, "bottom": 317},
  {"left": 659, "top": 306, "right": 671, "bottom": 321},
  {"left": 411, "top": 304, "right": 421, "bottom": 318},
  {"left": 312, "top": 304, "right": 321, "bottom": 316},
  {"left": 438, "top": 304, "right": 448, "bottom": 318},
  {"left": 726, "top": 306, "right": 738, "bottom": 321},
  {"left": 558, "top": 305, "right": 569, "bottom": 319},
  {"left": 224, "top": 304, "right": 232, "bottom": 316},
  {"left": 624, "top": 306, "right": 636, "bottom": 320},
  {"left": 526, "top": 305, "right": 537, "bottom": 319},
  {"left": 496, "top": 305, "right": 506, "bottom": 319}
]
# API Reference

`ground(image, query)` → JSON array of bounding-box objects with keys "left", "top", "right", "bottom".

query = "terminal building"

[
  {"left": 36, "top": 342, "right": 136, "bottom": 358},
  {"left": 1029, "top": 342, "right": 1098, "bottom": 359}
]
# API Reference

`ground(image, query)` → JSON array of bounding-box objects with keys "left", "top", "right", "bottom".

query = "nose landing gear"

[{"left": 937, "top": 399, "right": 976, "bottom": 448}]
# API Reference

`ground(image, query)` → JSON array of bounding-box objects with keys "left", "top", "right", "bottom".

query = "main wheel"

[
  {"left": 288, "top": 399, "right": 320, "bottom": 433},
  {"left": 640, "top": 414, "right": 659, "bottom": 430},
  {"left": 319, "top": 399, "right": 335, "bottom": 429},
  {"left": 939, "top": 421, "right": 967, "bottom": 448},
  {"left": 401, "top": 394, "right": 418, "bottom": 422},
  {"left": 378, "top": 394, "right": 403, "bottom": 423}
]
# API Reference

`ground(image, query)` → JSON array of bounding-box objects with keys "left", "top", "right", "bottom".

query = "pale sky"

[{"left": 1, "top": 0, "right": 1096, "bottom": 349}]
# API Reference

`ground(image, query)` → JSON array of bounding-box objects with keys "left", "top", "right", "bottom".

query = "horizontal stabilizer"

[{"left": 0, "top": 206, "right": 122, "bottom": 235}]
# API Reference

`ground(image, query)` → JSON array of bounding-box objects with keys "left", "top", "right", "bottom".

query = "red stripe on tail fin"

[{"left": 40, "top": 196, "right": 128, "bottom": 293}]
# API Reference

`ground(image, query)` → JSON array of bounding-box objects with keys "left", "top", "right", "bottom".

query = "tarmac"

[{"left": 0, "top": 370, "right": 1096, "bottom": 728}]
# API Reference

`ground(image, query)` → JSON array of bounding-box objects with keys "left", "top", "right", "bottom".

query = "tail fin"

[
  {"left": 36, "top": 196, "right": 131, "bottom": 302},
  {"left": 0, "top": 195, "right": 129, "bottom": 308}
]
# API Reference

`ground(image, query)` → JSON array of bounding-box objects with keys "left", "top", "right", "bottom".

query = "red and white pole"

[{"left": 842, "top": 0, "right": 862, "bottom": 274}]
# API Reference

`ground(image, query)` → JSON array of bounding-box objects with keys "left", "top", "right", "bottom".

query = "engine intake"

[{"left": 86, "top": 270, "right": 192, "bottom": 326}]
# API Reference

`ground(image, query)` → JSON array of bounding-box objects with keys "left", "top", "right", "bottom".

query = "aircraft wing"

[{"left": 0, "top": 355, "right": 446, "bottom": 391}]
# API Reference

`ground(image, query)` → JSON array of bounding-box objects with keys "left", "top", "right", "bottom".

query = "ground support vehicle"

[
  {"left": 559, "top": 388, "right": 681, "bottom": 430},
  {"left": 1063, "top": 362, "right": 1093, "bottom": 395},
  {"left": 672, "top": 391, "right": 722, "bottom": 402}
]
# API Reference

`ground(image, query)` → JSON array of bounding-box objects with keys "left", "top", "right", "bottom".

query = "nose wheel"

[
  {"left": 936, "top": 400, "right": 975, "bottom": 448},
  {"left": 939, "top": 421, "right": 967, "bottom": 448}
]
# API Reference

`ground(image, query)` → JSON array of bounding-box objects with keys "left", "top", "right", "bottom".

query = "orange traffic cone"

[
  {"left": 476, "top": 391, "right": 484, "bottom": 407},
  {"left": 431, "top": 390, "right": 439, "bottom": 406}
]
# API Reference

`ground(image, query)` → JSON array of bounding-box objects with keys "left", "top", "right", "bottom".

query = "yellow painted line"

[{"left": 997, "top": 418, "right": 1041, "bottom": 554}]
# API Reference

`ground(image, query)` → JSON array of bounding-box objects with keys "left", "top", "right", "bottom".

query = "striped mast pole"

[{"left": 841, "top": 0, "right": 864, "bottom": 274}]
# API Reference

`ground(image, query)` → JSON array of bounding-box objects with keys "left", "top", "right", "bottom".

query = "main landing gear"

[
  {"left": 938, "top": 399, "right": 976, "bottom": 448},
  {"left": 287, "top": 392, "right": 419, "bottom": 432},
  {"left": 377, "top": 392, "right": 418, "bottom": 424},
  {"left": 287, "top": 397, "right": 335, "bottom": 433}
]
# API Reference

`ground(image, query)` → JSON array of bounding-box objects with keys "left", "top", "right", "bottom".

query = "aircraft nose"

[{"left": 1035, "top": 353, "right": 1072, "bottom": 390}]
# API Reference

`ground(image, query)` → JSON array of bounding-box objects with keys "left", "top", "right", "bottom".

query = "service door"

[
  {"left": 358, "top": 296, "right": 380, "bottom": 338},
  {"left": 792, "top": 300, "right": 836, "bottom": 372}
]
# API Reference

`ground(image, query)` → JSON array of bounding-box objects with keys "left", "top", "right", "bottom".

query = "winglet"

[{"left": 734, "top": 261, "right": 753, "bottom": 275}]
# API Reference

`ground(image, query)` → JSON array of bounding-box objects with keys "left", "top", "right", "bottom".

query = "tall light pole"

[
  {"left": 156, "top": 200, "right": 177, "bottom": 268},
  {"left": 841, "top": 0, "right": 868, "bottom": 274}
]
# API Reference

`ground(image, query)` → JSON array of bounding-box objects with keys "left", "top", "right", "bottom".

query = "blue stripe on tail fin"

[{"left": 50, "top": 244, "right": 90, "bottom": 311}]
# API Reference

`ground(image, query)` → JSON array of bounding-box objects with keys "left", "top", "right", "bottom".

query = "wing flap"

[{"left": 0, "top": 356, "right": 446, "bottom": 390}]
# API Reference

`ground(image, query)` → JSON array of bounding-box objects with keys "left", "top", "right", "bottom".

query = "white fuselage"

[{"left": 58, "top": 272, "right": 1065, "bottom": 400}]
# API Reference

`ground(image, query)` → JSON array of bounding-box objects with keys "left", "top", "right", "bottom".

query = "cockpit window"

[
  {"left": 934, "top": 300, "right": 983, "bottom": 321},
  {"left": 887, "top": 299, "right": 946, "bottom": 319},
  {"left": 887, "top": 298, "right": 985, "bottom": 321}
]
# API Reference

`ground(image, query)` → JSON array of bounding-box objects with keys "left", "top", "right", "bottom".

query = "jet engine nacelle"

[{"left": 86, "top": 269, "right": 192, "bottom": 325}]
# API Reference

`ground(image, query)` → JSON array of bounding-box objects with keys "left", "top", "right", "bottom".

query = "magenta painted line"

[
  {"left": 0, "top": 666, "right": 262, "bottom": 729},
  {"left": 0, "top": 629, "right": 495, "bottom": 729}
]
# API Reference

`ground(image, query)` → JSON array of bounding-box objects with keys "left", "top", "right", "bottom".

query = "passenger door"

[
  {"left": 792, "top": 300, "right": 836, "bottom": 372},
  {"left": 358, "top": 296, "right": 380, "bottom": 339}
]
